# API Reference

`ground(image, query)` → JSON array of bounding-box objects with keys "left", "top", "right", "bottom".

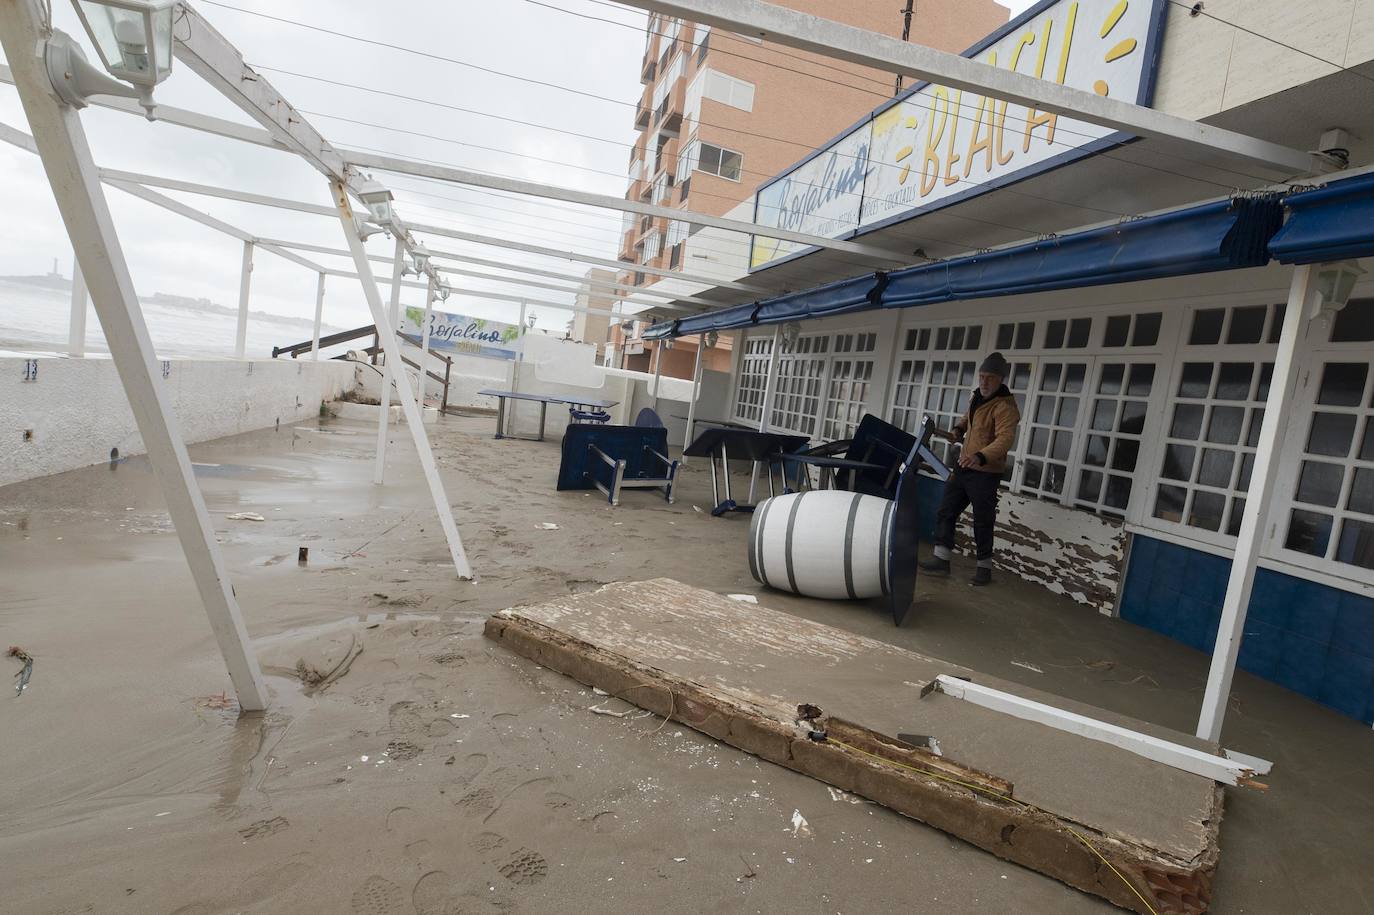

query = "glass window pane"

[
  {"left": 1118, "top": 401, "right": 1147, "bottom": 435},
  {"left": 1286, "top": 509, "right": 1333, "bottom": 557},
  {"left": 1112, "top": 439, "right": 1140, "bottom": 472},
  {"left": 1171, "top": 404, "right": 1204, "bottom": 440},
  {"left": 1079, "top": 470, "right": 1103, "bottom": 502},
  {"left": 1179, "top": 363, "right": 1213, "bottom": 398},
  {"left": 1268, "top": 304, "right": 1286, "bottom": 344},
  {"left": 919, "top": 328, "right": 930, "bottom": 349},
  {"left": 936, "top": 327, "right": 949, "bottom": 349},
  {"left": 1068, "top": 318, "right": 1091, "bottom": 348},
  {"left": 944, "top": 362, "right": 958, "bottom": 384},
  {"left": 1065, "top": 364, "right": 1085, "bottom": 393},
  {"left": 1029, "top": 427, "right": 1049, "bottom": 456},
  {"left": 1336, "top": 519, "right": 1374, "bottom": 570},
  {"left": 1247, "top": 408, "right": 1265, "bottom": 447},
  {"left": 1226, "top": 498, "right": 1247, "bottom": 537},
  {"left": 1226, "top": 306, "right": 1266, "bottom": 344},
  {"left": 1010, "top": 362, "right": 1031, "bottom": 390},
  {"left": 1023, "top": 460, "right": 1043, "bottom": 488},
  {"left": 1041, "top": 364, "right": 1061, "bottom": 391},
  {"left": 1189, "top": 308, "right": 1224, "bottom": 345},
  {"left": 1296, "top": 460, "right": 1345, "bottom": 507},
  {"left": 960, "top": 363, "right": 975, "bottom": 386},
  {"left": 1215, "top": 363, "right": 1254, "bottom": 400},
  {"left": 1104, "top": 475, "right": 1131, "bottom": 509},
  {"left": 1348, "top": 467, "right": 1374, "bottom": 516},
  {"left": 1043, "top": 463, "right": 1066, "bottom": 495},
  {"left": 1237, "top": 452, "right": 1255, "bottom": 492},
  {"left": 951, "top": 326, "right": 965, "bottom": 349},
  {"left": 1318, "top": 363, "right": 1368, "bottom": 406},
  {"left": 1331, "top": 299, "right": 1374, "bottom": 343},
  {"left": 1050, "top": 431, "right": 1072, "bottom": 461},
  {"left": 1133, "top": 313, "right": 1162, "bottom": 347},
  {"left": 1045, "top": 320, "right": 1066, "bottom": 349},
  {"left": 1189, "top": 491, "right": 1225, "bottom": 531},
  {"left": 1207, "top": 406, "right": 1245, "bottom": 445},
  {"left": 1091, "top": 400, "right": 1116, "bottom": 431},
  {"left": 1198, "top": 448, "right": 1235, "bottom": 488},
  {"left": 1154, "top": 484, "right": 1186, "bottom": 522},
  {"left": 1035, "top": 396, "right": 1055, "bottom": 424},
  {"left": 967, "top": 326, "right": 982, "bottom": 350},
  {"left": 1127, "top": 363, "right": 1155, "bottom": 396},
  {"left": 1307, "top": 412, "right": 1357, "bottom": 457},
  {"left": 1256, "top": 363, "right": 1274, "bottom": 401},
  {"left": 1099, "top": 363, "right": 1124, "bottom": 395},
  {"left": 1015, "top": 322, "right": 1034, "bottom": 349},
  {"left": 1361, "top": 419, "right": 1374, "bottom": 461},
  {"left": 1084, "top": 435, "right": 1109, "bottom": 466},
  {"left": 1104, "top": 315, "right": 1129, "bottom": 347},
  {"left": 1057, "top": 397, "right": 1079, "bottom": 428},
  {"left": 996, "top": 323, "right": 1013, "bottom": 350},
  {"left": 1162, "top": 444, "right": 1195, "bottom": 481}
]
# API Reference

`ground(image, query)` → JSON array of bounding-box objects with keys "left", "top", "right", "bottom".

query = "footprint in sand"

[
  {"left": 497, "top": 849, "right": 549, "bottom": 886},
  {"left": 384, "top": 739, "right": 423, "bottom": 761},
  {"left": 387, "top": 701, "right": 426, "bottom": 733},
  {"left": 238, "top": 816, "right": 289, "bottom": 840},
  {"left": 350, "top": 876, "right": 407, "bottom": 915},
  {"left": 413, "top": 871, "right": 507, "bottom": 915},
  {"left": 452, "top": 752, "right": 487, "bottom": 787}
]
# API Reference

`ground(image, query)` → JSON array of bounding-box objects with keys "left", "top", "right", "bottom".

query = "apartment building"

[
  {"left": 568, "top": 267, "right": 616, "bottom": 362},
  {"left": 611, "top": 0, "right": 1009, "bottom": 377}
]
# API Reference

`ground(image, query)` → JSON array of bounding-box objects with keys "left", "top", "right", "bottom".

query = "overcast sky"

[{"left": 0, "top": 0, "right": 1030, "bottom": 344}]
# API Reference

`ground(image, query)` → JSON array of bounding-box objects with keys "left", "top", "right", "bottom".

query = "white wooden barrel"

[{"left": 748, "top": 491, "right": 894, "bottom": 599}]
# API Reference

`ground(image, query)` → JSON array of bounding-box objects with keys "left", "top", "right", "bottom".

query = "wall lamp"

[{"left": 48, "top": 0, "right": 176, "bottom": 119}]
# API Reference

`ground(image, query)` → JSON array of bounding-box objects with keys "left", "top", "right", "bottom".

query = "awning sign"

[
  {"left": 749, "top": 0, "right": 1165, "bottom": 271},
  {"left": 402, "top": 306, "right": 523, "bottom": 360}
]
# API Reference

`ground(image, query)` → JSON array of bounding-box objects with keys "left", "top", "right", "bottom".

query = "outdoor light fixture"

[
  {"left": 783, "top": 321, "right": 802, "bottom": 348},
  {"left": 1311, "top": 260, "right": 1367, "bottom": 318},
  {"left": 705, "top": 330, "right": 720, "bottom": 349},
  {"left": 437, "top": 285, "right": 450, "bottom": 303},
  {"left": 355, "top": 175, "right": 394, "bottom": 226},
  {"left": 411, "top": 242, "right": 431, "bottom": 275},
  {"left": 68, "top": 0, "right": 176, "bottom": 119}
]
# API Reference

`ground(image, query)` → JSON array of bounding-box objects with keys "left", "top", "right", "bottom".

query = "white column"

[
  {"left": 310, "top": 272, "right": 325, "bottom": 360},
  {"left": 651, "top": 339, "right": 665, "bottom": 413},
  {"left": 334, "top": 183, "right": 473, "bottom": 579},
  {"left": 68, "top": 256, "right": 88, "bottom": 356},
  {"left": 417, "top": 275, "right": 436, "bottom": 408},
  {"left": 373, "top": 236, "right": 406, "bottom": 485},
  {"left": 758, "top": 324, "right": 783, "bottom": 432},
  {"left": 682, "top": 334, "right": 705, "bottom": 459},
  {"left": 234, "top": 239, "right": 253, "bottom": 358},
  {"left": 1196, "top": 264, "right": 1315, "bottom": 742},
  {"left": 0, "top": 1, "right": 269, "bottom": 709},
  {"left": 513, "top": 300, "right": 526, "bottom": 396}
]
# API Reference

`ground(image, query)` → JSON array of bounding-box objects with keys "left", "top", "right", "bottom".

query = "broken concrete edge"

[{"left": 484, "top": 613, "right": 1223, "bottom": 915}]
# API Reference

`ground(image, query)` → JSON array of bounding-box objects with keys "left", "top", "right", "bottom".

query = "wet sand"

[{"left": 2, "top": 413, "right": 1371, "bottom": 914}]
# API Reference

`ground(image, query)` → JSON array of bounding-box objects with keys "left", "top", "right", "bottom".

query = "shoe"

[
  {"left": 919, "top": 557, "right": 951, "bottom": 576},
  {"left": 971, "top": 567, "right": 992, "bottom": 586}
]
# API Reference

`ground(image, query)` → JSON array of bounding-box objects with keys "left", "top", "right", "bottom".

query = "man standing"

[{"left": 920, "top": 352, "right": 1020, "bottom": 586}]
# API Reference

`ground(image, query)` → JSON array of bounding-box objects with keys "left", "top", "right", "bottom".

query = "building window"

[
  {"left": 651, "top": 173, "right": 671, "bottom": 204},
  {"left": 675, "top": 138, "right": 697, "bottom": 184},
  {"left": 640, "top": 230, "right": 662, "bottom": 263},
  {"left": 1075, "top": 361, "right": 1156, "bottom": 517},
  {"left": 890, "top": 356, "right": 928, "bottom": 435},
  {"left": 821, "top": 333, "right": 877, "bottom": 440},
  {"left": 770, "top": 335, "right": 829, "bottom": 436},
  {"left": 693, "top": 23, "right": 710, "bottom": 62},
  {"left": 1281, "top": 361, "right": 1374, "bottom": 571},
  {"left": 733, "top": 335, "right": 773, "bottom": 425},
  {"left": 666, "top": 219, "right": 689, "bottom": 249},
  {"left": 701, "top": 69, "right": 755, "bottom": 112},
  {"left": 697, "top": 142, "right": 743, "bottom": 181},
  {"left": 1102, "top": 312, "right": 1163, "bottom": 347},
  {"left": 994, "top": 321, "right": 1035, "bottom": 351},
  {"left": 1043, "top": 317, "right": 1092, "bottom": 349},
  {"left": 1020, "top": 361, "right": 1088, "bottom": 502},
  {"left": 923, "top": 359, "right": 976, "bottom": 466}
]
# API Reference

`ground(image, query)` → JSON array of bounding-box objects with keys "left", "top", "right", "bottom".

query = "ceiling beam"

[
  {"left": 425, "top": 250, "right": 719, "bottom": 306},
  {"left": 616, "top": 0, "right": 1314, "bottom": 174}
]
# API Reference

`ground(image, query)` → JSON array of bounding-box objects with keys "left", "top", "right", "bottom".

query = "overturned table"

[
  {"left": 477, "top": 389, "right": 619, "bottom": 441},
  {"left": 487, "top": 579, "right": 1242, "bottom": 914}
]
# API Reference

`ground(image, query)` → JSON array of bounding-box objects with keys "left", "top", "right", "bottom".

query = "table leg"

[
  {"left": 708, "top": 450, "right": 720, "bottom": 505},
  {"left": 721, "top": 444, "right": 733, "bottom": 504},
  {"left": 538, "top": 401, "right": 548, "bottom": 441},
  {"left": 494, "top": 397, "right": 507, "bottom": 439},
  {"left": 747, "top": 461, "right": 760, "bottom": 504}
]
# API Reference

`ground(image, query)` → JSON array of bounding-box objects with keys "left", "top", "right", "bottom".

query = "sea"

[{"left": 0, "top": 277, "right": 347, "bottom": 359}]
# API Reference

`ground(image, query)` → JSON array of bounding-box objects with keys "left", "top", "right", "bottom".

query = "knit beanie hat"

[{"left": 979, "top": 351, "right": 1010, "bottom": 378}]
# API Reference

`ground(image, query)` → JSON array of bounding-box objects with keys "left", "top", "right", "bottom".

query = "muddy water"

[{"left": 1, "top": 415, "right": 1371, "bottom": 914}]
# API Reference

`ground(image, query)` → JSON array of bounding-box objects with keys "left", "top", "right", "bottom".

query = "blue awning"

[
  {"left": 641, "top": 319, "right": 679, "bottom": 341},
  {"left": 755, "top": 273, "right": 888, "bottom": 324},
  {"left": 1269, "top": 171, "right": 1374, "bottom": 264},
  {"left": 646, "top": 194, "right": 1283, "bottom": 339},
  {"left": 670, "top": 302, "right": 759, "bottom": 336},
  {"left": 882, "top": 196, "right": 1281, "bottom": 309}
]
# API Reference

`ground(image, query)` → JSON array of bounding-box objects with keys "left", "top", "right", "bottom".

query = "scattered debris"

[
  {"left": 737, "top": 855, "right": 756, "bottom": 881},
  {"left": 537, "top": 522, "right": 560, "bottom": 531},
  {"left": 727, "top": 594, "right": 758, "bottom": 604},
  {"left": 1086, "top": 659, "right": 1117, "bottom": 671},
  {"left": 9, "top": 646, "right": 34, "bottom": 696},
  {"left": 297, "top": 546, "right": 309, "bottom": 564},
  {"left": 789, "top": 809, "right": 812, "bottom": 838},
  {"left": 592, "top": 687, "right": 609, "bottom": 696},
  {"left": 226, "top": 512, "right": 266, "bottom": 522},
  {"left": 672, "top": 857, "right": 687, "bottom": 863},
  {"left": 896, "top": 733, "right": 944, "bottom": 756},
  {"left": 826, "top": 787, "right": 863, "bottom": 805},
  {"left": 589, "top": 704, "right": 631, "bottom": 718},
  {"left": 1010, "top": 660, "right": 1044, "bottom": 674},
  {"left": 194, "top": 692, "right": 237, "bottom": 711},
  {"left": 445, "top": 756, "right": 456, "bottom": 766}
]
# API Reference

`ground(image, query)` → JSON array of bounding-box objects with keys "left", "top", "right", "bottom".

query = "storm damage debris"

[
  {"left": 8, "top": 646, "right": 33, "bottom": 696},
  {"left": 484, "top": 579, "right": 1226, "bottom": 915}
]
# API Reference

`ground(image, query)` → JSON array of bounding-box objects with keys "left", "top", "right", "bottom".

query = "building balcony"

[
  {"left": 634, "top": 103, "right": 651, "bottom": 130},
  {"left": 652, "top": 81, "right": 685, "bottom": 136},
  {"left": 640, "top": 51, "right": 656, "bottom": 83}
]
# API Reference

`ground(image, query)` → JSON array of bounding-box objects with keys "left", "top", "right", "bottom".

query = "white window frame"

[
  {"left": 640, "top": 229, "right": 662, "bottom": 263},
  {"left": 733, "top": 333, "right": 773, "bottom": 425},
  {"left": 702, "top": 69, "right": 755, "bottom": 112},
  {"left": 695, "top": 141, "right": 743, "bottom": 182}
]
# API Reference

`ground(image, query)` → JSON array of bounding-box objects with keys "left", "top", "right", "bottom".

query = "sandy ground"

[{"left": 1, "top": 411, "right": 1372, "bottom": 915}]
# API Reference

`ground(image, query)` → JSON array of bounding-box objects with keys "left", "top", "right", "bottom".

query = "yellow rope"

[{"left": 823, "top": 737, "right": 1161, "bottom": 915}]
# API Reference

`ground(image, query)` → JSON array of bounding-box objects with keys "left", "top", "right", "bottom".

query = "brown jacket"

[{"left": 954, "top": 386, "right": 1020, "bottom": 474}]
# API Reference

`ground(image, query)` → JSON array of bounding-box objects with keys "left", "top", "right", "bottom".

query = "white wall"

[{"left": 0, "top": 354, "right": 353, "bottom": 487}]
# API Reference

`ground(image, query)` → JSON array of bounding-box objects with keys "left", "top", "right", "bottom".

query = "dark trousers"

[{"left": 935, "top": 468, "right": 1000, "bottom": 560}]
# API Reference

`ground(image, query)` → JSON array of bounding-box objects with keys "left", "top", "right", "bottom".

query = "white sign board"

[
  {"left": 749, "top": 0, "right": 1166, "bottom": 271},
  {"left": 402, "top": 306, "right": 523, "bottom": 360}
]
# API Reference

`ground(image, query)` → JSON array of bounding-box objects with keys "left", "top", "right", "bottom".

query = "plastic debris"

[
  {"left": 537, "top": 522, "right": 560, "bottom": 530},
  {"left": 9, "top": 646, "right": 34, "bottom": 696},
  {"left": 1010, "top": 660, "right": 1044, "bottom": 674},
  {"left": 226, "top": 512, "right": 266, "bottom": 522},
  {"left": 789, "top": 809, "right": 812, "bottom": 838},
  {"left": 727, "top": 594, "right": 758, "bottom": 604}
]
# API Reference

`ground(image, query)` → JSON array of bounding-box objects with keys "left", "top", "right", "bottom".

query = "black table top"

[
  {"left": 682, "top": 428, "right": 809, "bottom": 461},
  {"left": 780, "top": 453, "right": 886, "bottom": 472}
]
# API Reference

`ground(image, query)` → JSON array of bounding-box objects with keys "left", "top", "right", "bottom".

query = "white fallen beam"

[
  {"left": 427, "top": 250, "right": 721, "bottom": 307},
  {"left": 932, "top": 675, "right": 1271, "bottom": 786},
  {"left": 618, "top": 0, "right": 1313, "bottom": 174}
]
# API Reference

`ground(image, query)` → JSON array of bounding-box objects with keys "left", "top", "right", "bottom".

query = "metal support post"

[
  {"left": 1196, "top": 264, "right": 1315, "bottom": 742},
  {"left": 235, "top": 239, "right": 253, "bottom": 358},
  {"left": 310, "top": 272, "right": 325, "bottom": 359},
  {"left": 373, "top": 236, "right": 406, "bottom": 484},
  {"left": 68, "top": 255, "right": 87, "bottom": 356},
  {"left": 0, "top": 1, "right": 268, "bottom": 709},
  {"left": 651, "top": 339, "right": 665, "bottom": 414},
  {"left": 334, "top": 183, "right": 473, "bottom": 579},
  {"left": 759, "top": 324, "right": 782, "bottom": 433},
  {"left": 417, "top": 275, "right": 436, "bottom": 409},
  {"left": 682, "top": 334, "right": 705, "bottom": 460}
]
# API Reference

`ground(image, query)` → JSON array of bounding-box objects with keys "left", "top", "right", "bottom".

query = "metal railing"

[{"left": 272, "top": 324, "right": 455, "bottom": 414}]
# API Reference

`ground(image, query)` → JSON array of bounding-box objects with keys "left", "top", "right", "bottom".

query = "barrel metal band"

[
  {"left": 879, "top": 499, "right": 895, "bottom": 595},
  {"left": 783, "top": 495, "right": 804, "bottom": 594},
  {"left": 842, "top": 493, "right": 862, "bottom": 600}
]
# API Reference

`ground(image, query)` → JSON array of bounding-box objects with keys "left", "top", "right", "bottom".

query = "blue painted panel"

[{"left": 1120, "top": 534, "right": 1374, "bottom": 724}]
